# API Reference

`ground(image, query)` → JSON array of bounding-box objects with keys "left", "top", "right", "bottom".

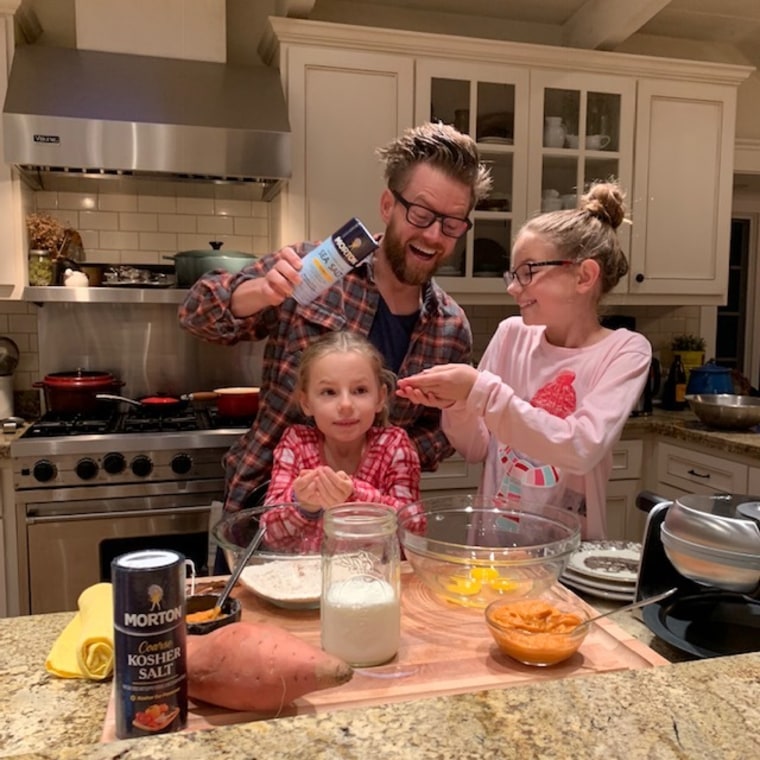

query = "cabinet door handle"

[
  {"left": 635, "top": 273, "right": 645, "bottom": 283},
  {"left": 687, "top": 468, "right": 710, "bottom": 479}
]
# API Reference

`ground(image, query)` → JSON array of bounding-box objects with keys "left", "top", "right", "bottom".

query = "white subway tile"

[
  {"left": 214, "top": 199, "right": 252, "bottom": 217},
  {"left": 8, "top": 314, "right": 37, "bottom": 334},
  {"left": 158, "top": 214, "right": 197, "bottom": 233},
  {"left": 197, "top": 215, "right": 234, "bottom": 235},
  {"left": 177, "top": 197, "right": 214, "bottom": 215},
  {"left": 119, "top": 212, "right": 158, "bottom": 232},
  {"left": 100, "top": 230, "right": 139, "bottom": 250},
  {"left": 234, "top": 216, "right": 268, "bottom": 236},
  {"left": 124, "top": 251, "right": 161, "bottom": 265},
  {"left": 80, "top": 210, "right": 119, "bottom": 230},
  {"left": 138, "top": 195, "right": 178, "bottom": 214},
  {"left": 34, "top": 192, "right": 59, "bottom": 210},
  {"left": 98, "top": 194, "right": 139, "bottom": 212},
  {"left": 58, "top": 191, "right": 98, "bottom": 211},
  {"left": 139, "top": 232, "right": 178, "bottom": 251}
]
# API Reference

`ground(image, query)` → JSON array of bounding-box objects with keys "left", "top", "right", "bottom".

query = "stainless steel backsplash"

[{"left": 37, "top": 303, "right": 264, "bottom": 396}]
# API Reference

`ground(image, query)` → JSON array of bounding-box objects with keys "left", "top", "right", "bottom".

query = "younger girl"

[
  {"left": 397, "top": 181, "right": 651, "bottom": 539},
  {"left": 261, "top": 331, "right": 421, "bottom": 551}
]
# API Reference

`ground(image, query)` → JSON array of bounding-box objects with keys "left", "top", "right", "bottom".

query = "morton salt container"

[
  {"left": 321, "top": 503, "right": 401, "bottom": 666},
  {"left": 112, "top": 549, "right": 188, "bottom": 739},
  {"left": 292, "top": 217, "right": 378, "bottom": 305}
]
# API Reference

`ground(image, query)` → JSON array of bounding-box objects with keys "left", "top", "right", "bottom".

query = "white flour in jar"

[{"left": 321, "top": 576, "right": 400, "bottom": 666}]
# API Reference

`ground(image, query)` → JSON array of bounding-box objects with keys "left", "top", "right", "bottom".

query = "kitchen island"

[{"left": 2, "top": 597, "right": 758, "bottom": 760}]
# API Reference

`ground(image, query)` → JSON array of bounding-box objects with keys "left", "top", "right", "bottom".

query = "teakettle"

[{"left": 685, "top": 360, "right": 734, "bottom": 395}]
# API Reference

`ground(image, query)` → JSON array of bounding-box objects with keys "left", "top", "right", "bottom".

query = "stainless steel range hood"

[{"left": 3, "top": 45, "right": 291, "bottom": 200}]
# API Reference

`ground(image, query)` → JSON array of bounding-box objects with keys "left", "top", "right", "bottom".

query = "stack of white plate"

[{"left": 560, "top": 540, "right": 642, "bottom": 601}]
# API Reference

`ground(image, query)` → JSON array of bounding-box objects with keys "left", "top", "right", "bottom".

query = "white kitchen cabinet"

[
  {"left": 414, "top": 59, "right": 530, "bottom": 295},
  {"left": 629, "top": 79, "right": 738, "bottom": 302},
  {"left": 262, "top": 18, "right": 751, "bottom": 305},
  {"left": 0, "top": 12, "right": 25, "bottom": 300},
  {"left": 655, "top": 440, "right": 748, "bottom": 497},
  {"left": 420, "top": 454, "right": 482, "bottom": 500},
  {"left": 261, "top": 27, "right": 414, "bottom": 246},
  {"left": 748, "top": 466, "right": 760, "bottom": 495},
  {"left": 606, "top": 439, "right": 645, "bottom": 542}
]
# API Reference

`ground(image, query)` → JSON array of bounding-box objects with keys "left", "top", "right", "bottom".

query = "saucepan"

[
  {"left": 96, "top": 393, "right": 206, "bottom": 414},
  {"left": 97, "top": 387, "right": 260, "bottom": 417},
  {"left": 211, "top": 387, "right": 260, "bottom": 417}
]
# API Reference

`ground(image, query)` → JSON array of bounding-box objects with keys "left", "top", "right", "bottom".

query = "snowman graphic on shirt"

[{"left": 496, "top": 369, "right": 586, "bottom": 516}]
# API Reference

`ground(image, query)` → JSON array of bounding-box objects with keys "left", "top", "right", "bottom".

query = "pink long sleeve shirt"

[{"left": 442, "top": 317, "right": 651, "bottom": 539}]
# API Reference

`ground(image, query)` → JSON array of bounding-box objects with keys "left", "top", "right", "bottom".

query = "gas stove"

[{"left": 11, "top": 408, "right": 250, "bottom": 488}]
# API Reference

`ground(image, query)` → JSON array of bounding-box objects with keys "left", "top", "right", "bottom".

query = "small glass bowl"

[{"left": 485, "top": 597, "right": 589, "bottom": 666}]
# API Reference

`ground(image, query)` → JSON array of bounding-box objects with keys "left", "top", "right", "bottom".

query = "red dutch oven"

[{"left": 34, "top": 370, "right": 125, "bottom": 414}]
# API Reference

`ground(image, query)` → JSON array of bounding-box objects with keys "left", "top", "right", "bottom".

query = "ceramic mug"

[
  {"left": 541, "top": 198, "right": 563, "bottom": 212},
  {"left": 565, "top": 134, "right": 579, "bottom": 149},
  {"left": 560, "top": 193, "right": 577, "bottom": 209},
  {"left": 586, "top": 134, "right": 611, "bottom": 150}
]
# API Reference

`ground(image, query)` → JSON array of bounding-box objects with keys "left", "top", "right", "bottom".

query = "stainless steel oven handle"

[{"left": 26, "top": 503, "right": 214, "bottom": 524}]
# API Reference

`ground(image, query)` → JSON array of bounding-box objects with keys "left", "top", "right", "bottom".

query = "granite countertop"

[
  {"left": 623, "top": 408, "right": 760, "bottom": 458},
  {"left": 2, "top": 601, "right": 758, "bottom": 759}
]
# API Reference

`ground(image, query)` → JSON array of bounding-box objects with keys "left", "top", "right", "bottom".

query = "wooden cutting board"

[{"left": 101, "top": 567, "right": 666, "bottom": 741}]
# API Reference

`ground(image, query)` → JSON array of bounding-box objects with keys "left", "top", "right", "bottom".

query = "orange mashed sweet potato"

[
  {"left": 488, "top": 599, "right": 585, "bottom": 665},
  {"left": 186, "top": 606, "right": 224, "bottom": 624}
]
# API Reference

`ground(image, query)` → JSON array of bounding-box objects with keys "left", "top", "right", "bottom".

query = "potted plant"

[{"left": 670, "top": 334, "right": 706, "bottom": 380}]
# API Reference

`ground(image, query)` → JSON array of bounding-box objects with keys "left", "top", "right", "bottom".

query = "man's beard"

[{"left": 383, "top": 224, "right": 441, "bottom": 287}]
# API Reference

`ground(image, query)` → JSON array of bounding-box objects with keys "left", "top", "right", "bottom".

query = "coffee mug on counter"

[{"left": 586, "top": 134, "right": 611, "bottom": 150}]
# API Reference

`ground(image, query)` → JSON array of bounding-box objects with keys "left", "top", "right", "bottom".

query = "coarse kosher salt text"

[{"left": 128, "top": 641, "right": 183, "bottom": 679}]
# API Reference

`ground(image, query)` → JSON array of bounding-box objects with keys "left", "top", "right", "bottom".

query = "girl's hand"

[
  {"left": 314, "top": 467, "right": 353, "bottom": 506},
  {"left": 292, "top": 469, "right": 324, "bottom": 512},
  {"left": 397, "top": 363, "right": 478, "bottom": 407}
]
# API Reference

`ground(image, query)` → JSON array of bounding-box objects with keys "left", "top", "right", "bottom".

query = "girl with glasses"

[{"left": 397, "top": 181, "right": 652, "bottom": 539}]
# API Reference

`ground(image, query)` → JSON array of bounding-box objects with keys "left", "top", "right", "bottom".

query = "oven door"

[{"left": 22, "top": 480, "right": 220, "bottom": 614}]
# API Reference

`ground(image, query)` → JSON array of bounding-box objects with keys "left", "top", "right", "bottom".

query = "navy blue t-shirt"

[{"left": 369, "top": 296, "right": 420, "bottom": 375}]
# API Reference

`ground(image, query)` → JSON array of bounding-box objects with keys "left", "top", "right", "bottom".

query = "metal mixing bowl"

[{"left": 685, "top": 394, "right": 760, "bottom": 430}]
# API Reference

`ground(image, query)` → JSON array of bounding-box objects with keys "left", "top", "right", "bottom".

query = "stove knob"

[
  {"left": 32, "top": 459, "right": 57, "bottom": 483},
  {"left": 131, "top": 455, "right": 153, "bottom": 478},
  {"left": 103, "top": 452, "right": 126, "bottom": 475},
  {"left": 75, "top": 457, "right": 99, "bottom": 480},
  {"left": 171, "top": 453, "right": 193, "bottom": 475}
]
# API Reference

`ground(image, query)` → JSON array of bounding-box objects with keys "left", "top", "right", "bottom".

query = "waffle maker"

[{"left": 634, "top": 491, "right": 760, "bottom": 658}]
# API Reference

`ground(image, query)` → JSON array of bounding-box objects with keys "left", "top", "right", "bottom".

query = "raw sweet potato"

[{"left": 186, "top": 621, "right": 353, "bottom": 713}]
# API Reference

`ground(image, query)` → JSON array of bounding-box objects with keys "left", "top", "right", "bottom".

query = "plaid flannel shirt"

[
  {"left": 259, "top": 424, "right": 421, "bottom": 552},
  {"left": 178, "top": 242, "right": 472, "bottom": 513}
]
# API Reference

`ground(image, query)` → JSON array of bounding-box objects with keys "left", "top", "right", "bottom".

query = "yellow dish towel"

[{"left": 45, "top": 582, "right": 114, "bottom": 680}]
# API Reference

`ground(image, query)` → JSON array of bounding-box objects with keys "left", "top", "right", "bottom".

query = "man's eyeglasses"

[
  {"left": 503, "top": 260, "right": 574, "bottom": 287},
  {"left": 391, "top": 190, "right": 472, "bottom": 239}
]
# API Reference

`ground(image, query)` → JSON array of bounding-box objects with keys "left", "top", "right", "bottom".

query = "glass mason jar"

[
  {"left": 28, "top": 249, "right": 55, "bottom": 286},
  {"left": 321, "top": 504, "right": 401, "bottom": 667}
]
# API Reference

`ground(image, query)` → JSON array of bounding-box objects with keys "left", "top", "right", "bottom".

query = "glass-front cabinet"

[
  {"left": 528, "top": 72, "right": 635, "bottom": 291},
  {"left": 416, "top": 60, "right": 530, "bottom": 295},
  {"left": 416, "top": 63, "right": 635, "bottom": 297}
]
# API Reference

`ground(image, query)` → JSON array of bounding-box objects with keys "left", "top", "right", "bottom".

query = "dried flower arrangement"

[
  {"left": 26, "top": 212, "right": 66, "bottom": 255},
  {"left": 671, "top": 334, "right": 706, "bottom": 352}
]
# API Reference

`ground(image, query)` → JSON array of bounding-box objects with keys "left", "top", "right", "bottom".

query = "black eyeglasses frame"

[
  {"left": 391, "top": 189, "right": 472, "bottom": 239},
  {"left": 503, "top": 259, "right": 575, "bottom": 287}
]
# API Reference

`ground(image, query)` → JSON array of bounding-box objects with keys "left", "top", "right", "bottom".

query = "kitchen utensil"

[
  {"left": 95, "top": 392, "right": 199, "bottom": 414},
  {"left": 186, "top": 595, "right": 241, "bottom": 635},
  {"left": 396, "top": 494, "right": 580, "bottom": 609},
  {"left": 685, "top": 393, "right": 760, "bottom": 430},
  {"left": 213, "top": 525, "right": 267, "bottom": 615},
  {"left": 179, "top": 388, "right": 258, "bottom": 417},
  {"left": 636, "top": 497, "right": 760, "bottom": 659},
  {"left": 0, "top": 337, "right": 20, "bottom": 375},
  {"left": 34, "top": 370, "right": 124, "bottom": 414},
  {"left": 212, "top": 505, "right": 322, "bottom": 608},
  {"left": 485, "top": 597, "right": 590, "bottom": 666},
  {"left": 579, "top": 587, "right": 677, "bottom": 629},
  {"left": 685, "top": 360, "right": 734, "bottom": 395},
  {"left": 165, "top": 242, "right": 257, "bottom": 287}
]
